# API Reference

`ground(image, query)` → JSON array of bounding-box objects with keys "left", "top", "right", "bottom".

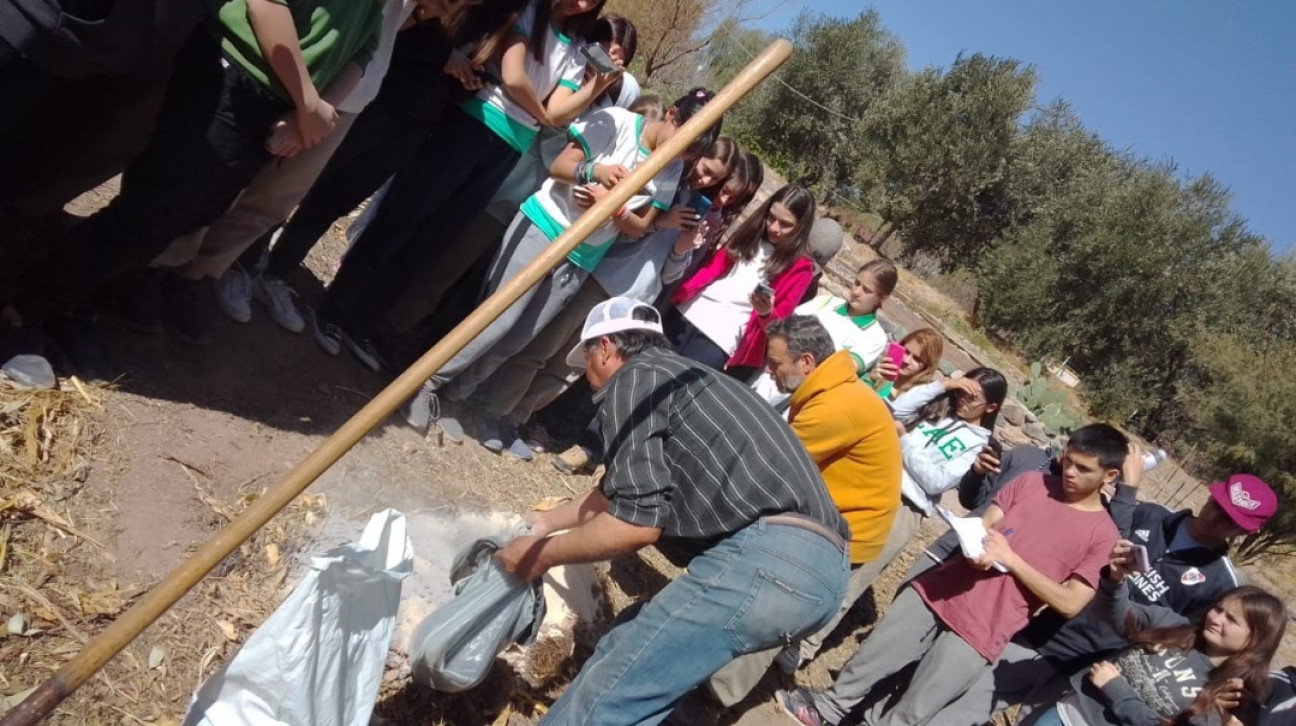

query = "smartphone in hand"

[
  {"left": 753, "top": 279, "right": 774, "bottom": 298},
  {"left": 883, "top": 342, "right": 906, "bottom": 380},
  {"left": 688, "top": 195, "right": 713, "bottom": 216},
  {"left": 1129, "top": 544, "right": 1151, "bottom": 573},
  {"left": 472, "top": 67, "right": 502, "bottom": 86},
  {"left": 987, "top": 437, "right": 1004, "bottom": 458},
  {"left": 581, "top": 44, "right": 619, "bottom": 75}
]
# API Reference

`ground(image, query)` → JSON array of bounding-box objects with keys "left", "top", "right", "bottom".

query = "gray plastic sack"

[
  {"left": 410, "top": 537, "right": 545, "bottom": 692},
  {"left": 183, "top": 509, "right": 413, "bottom": 726}
]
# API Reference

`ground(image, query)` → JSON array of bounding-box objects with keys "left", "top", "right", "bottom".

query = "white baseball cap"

[{"left": 565, "top": 297, "right": 664, "bottom": 368}]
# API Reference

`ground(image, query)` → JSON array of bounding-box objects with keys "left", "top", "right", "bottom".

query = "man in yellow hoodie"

[{"left": 700, "top": 314, "right": 902, "bottom": 715}]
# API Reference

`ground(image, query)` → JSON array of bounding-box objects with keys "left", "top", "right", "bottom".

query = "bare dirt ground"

[{"left": 2, "top": 178, "right": 1292, "bottom": 726}]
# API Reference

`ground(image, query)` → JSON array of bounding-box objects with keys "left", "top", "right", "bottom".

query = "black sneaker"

[
  {"left": 339, "top": 329, "right": 386, "bottom": 373},
  {"left": 160, "top": 273, "right": 213, "bottom": 346},
  {"left": 308, "top": 308, "right": 342, "bottom": 356},
  {"left": 116, "top": 269, "right": 165, "bottom": 334}
]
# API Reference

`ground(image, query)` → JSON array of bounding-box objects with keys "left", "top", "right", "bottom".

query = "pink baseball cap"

[{"left": 1207, "top": 474, "right": 1278, "bottom": 533}]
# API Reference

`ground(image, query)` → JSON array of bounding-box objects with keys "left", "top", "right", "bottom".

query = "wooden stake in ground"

[{"left": 0, "top": 39, "right": 795, "bottom": 725}]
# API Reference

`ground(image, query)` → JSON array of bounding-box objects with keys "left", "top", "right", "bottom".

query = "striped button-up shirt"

[{"left": 595, "top": 347, "right": 848, "bottom": 549}]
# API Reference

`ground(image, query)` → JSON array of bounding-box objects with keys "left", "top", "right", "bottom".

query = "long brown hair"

[
  {"left": 450, "top": 0, "right": 530, "bottom": 68},
  {"left": 725, "top": 184, "right": 815, "bottom": 279},
  {"left": 712, "top": 151, "right": 764, "bottom": 239},
  {"left": 693, "top": 136, "right": 740, "bottom": 201},
  {"left": 1127, "top": 586, "right": 1287, "bottom": 725},
  {"left": 893, "top": 328, "right": 944, "bottom": 395},
  {"left": 530, "top": 0, "right": 606, "bottom": 61}
]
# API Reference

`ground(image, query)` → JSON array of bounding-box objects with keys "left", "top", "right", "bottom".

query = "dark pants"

[
  {"left": 0, "top": 37, "right": 54, "bottom": 163},
  {"left": 261, "top": 67, "right": 454, "bottom": 279},
  {"left": 318, "top": 106, "right": 521, "bottom": 333},
  {"left": 664, "top": 308, "right": 731, "bottom": 372},
  {"left": 16, "top": 30, "right": 288, "bottom": 320}
]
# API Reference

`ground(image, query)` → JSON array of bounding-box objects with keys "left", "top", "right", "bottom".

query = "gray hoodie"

[{"left": 1062, "top": 577, "right": 1220, "bottom": 726}]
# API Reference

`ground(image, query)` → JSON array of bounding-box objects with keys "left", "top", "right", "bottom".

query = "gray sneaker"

[
  {"left": 401, "top": 381, "right": 438, "bottom": 432},
  {"left": 213, "top": 265, "right": 253, "bottom": 323},
  {"left": 253, "top": 274, "right": 304, "bottom": 333},
  {"left": 438, "top": 415, "right": 465, "bottom": 444},
  {"left": 481, "top": 419, "right": 534, "bottom": 461},
  {"left": 774, "top": 645, "right": 804, "bottom": 675}
]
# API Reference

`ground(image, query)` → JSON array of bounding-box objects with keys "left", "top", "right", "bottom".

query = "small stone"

[
  {"left": 1023, "top": 422, "right": 1050, "bottom": 443},
  {"left": 1000, "top": 399, "right": 1028, "bottom": 427},
  {"left": 6, "top": 613, "right": 28, "bottom": 636}
]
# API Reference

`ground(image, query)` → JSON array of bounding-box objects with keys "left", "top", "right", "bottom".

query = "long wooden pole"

[{"left": 2, "top": 39, "right": 794, "bottom": 724}]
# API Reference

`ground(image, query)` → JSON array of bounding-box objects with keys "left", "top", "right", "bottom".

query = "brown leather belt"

[{"left": 767, "top": 513, "right": 847, "bottom": 553}]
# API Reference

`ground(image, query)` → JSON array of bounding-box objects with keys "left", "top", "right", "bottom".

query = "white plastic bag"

[{"left": 183, "top": 509, "right": 413, "bottom": 726}]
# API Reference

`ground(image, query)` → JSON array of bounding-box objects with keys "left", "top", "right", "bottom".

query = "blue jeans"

[
  {"left": 540, "top": 517, "right": 850, "bottom": 726},
  {"left": 1030, "top": 707, "right": 1066, "bottom": 726}
]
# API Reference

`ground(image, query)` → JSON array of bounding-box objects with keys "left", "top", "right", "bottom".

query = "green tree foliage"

[
  {"left": 1176, "top": 334, "right": 1296, "bottom": 562},
  {"left": 708, "top": 12, "right": 1294, "bottom": 555},
  {"left": 859, "top": 53, "right": 1036, "bottom": 265},
  {"left": 712, "top": 11, "right": 906, "bottom": 200},
  {"left": 978, "top": 148, "right": 1268, "bottom": 434}
]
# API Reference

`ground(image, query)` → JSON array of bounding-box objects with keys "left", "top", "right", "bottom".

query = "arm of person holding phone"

[{"left": 245, "top": 0, "right": 337, "bottom": 148}]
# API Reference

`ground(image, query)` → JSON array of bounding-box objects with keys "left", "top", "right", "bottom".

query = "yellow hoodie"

[{"left": 788, "top": 350, "right": 902, "bottom": 563}]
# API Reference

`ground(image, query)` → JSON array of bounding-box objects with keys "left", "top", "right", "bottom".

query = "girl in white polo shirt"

[{"left": 401, "top": 88, "right": 722, "bottom": 456}]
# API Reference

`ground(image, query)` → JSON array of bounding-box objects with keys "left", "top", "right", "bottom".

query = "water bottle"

[{"left": 1141, "top": 449, "right": 1167, "bottom": 471}]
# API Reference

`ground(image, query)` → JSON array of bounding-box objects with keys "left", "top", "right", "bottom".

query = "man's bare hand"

[{"left": 497, "top": 535, "right": 549, "bottom": 581}]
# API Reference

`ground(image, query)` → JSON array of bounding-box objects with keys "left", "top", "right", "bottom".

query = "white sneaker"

[
  {"left": 213, "top": 266, "right": 253, "bottom": 323},
  {"left": 253, "top": 274, "right": 305, "bottom": 333}
]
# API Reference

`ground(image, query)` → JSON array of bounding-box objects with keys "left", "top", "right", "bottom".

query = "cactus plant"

[
  {"left": 1039, "top": 402, "right": 1080, "bottom": 435},
  {"left": 1014, "top": 360, "right": 1082, "bottom": 435}
]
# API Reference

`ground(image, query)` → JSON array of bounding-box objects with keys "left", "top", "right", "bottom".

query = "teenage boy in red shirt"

[{"left": 778, "top": 423, "right": 1129, "bottom": 726}]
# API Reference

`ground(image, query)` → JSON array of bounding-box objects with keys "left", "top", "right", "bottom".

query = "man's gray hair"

[{"left": 766, "top": 315, "right": 835, "bottom": 364}]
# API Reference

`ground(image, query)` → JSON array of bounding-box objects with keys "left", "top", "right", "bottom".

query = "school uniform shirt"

[
  {"left": 590, "top": 186, "right": 703, "bottom": 303},
  {"left": 212, "top": 0, "right": 382, "bottom": 102},
  {"left": 797, "top": 294, "right": 889, "bottom": 373},
  {"left": 337, "top": 0, "right": 415, "bottom": 114},
  {"left": 533, "top": 71, "right": 642, "bottom": 169},
  {"left": 460, "top": 0, "right": 586, "bottom": 153},
  {"left": 914, "top": 472, "right": 1119, "bottom": 663},
  {"left": 520, "top": 107, "right": 680, "bottom": 271},
  {"left": 890, "top": 381, "right": 992, "bottom": 516},
  {"left": 750, "top": 294, "right": 890, "bottom": 407}
]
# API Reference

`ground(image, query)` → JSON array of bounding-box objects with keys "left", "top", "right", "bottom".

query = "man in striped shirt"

[{"left": 498, "top": 297, "right": 850, "bottom": 726}]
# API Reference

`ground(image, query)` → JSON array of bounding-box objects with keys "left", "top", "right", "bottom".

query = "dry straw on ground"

[{"left": 0, "top": 381, "right": 327, "bottom": 723}]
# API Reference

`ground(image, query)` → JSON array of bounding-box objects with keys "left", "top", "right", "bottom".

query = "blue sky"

[{"left": 747, "top": 2, "right": 1296, "bottom": 251}]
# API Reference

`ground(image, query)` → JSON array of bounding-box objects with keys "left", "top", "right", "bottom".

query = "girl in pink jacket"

[{"left": 669, "top": 183, "right": 816, "bottom": 376}]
